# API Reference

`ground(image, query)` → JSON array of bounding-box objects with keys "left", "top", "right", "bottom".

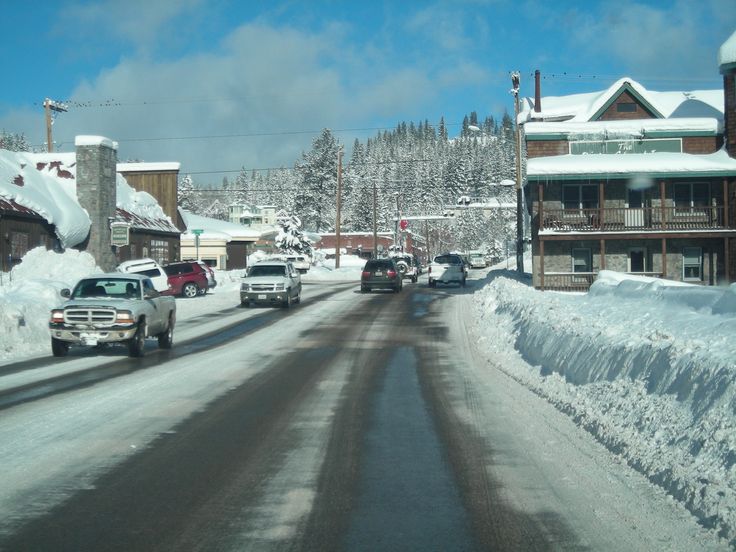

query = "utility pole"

[
  {"left": 44, "top": 98, "right": 67, "bottom": 153},
  {"left": 335, "top": 146, "right": 343, "bottom": 269},
  {"left": 372, "top": 180, "right": 378, "bottom": 258},
  {"left": 511, "top": 72, "right": 524, "bottom": 274}
]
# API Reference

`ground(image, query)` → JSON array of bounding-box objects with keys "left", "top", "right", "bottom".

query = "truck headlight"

[
  {"left": 116, "top": 310, "right": 135, "bottom": 323},
  {"left": 274, "top": 283, "right": 285, "bottom": 291},
  {"left": 241, "top": 284, "right": 250, "bottom": 292},
  {"left": 50, "top": 309, "right": 64, "bottom": 323}
]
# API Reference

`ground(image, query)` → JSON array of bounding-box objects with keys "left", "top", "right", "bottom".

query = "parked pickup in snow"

[
  {"left": 240, "top": 260, "right": 302, "bottom": 308},
  {"left": 49, "top": 273, "right": 176, "bottom": 358}
]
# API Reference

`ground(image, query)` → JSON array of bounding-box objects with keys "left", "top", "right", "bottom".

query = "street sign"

[
  {"left": 399, "top": 219, "right": 408, "bottom": 230},
  {"left": 110, "top": 223, "right": 130, "bottom": 247},
  {"left": 191, "top": 228, "right": 204, "bottom": 235}
]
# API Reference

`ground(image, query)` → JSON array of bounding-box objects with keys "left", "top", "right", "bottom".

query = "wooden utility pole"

[
  {"left": 43, "top": 98, "right": 67, "bottom": 153},
  {"left": 373, "top": 180, "right": 378, "bottom": 258},
  {"left": 511, "top": 72, "right": 524, "bottom": 274},
  {"left": 335, "top": 146, "right": 343, "bottom": 269}
]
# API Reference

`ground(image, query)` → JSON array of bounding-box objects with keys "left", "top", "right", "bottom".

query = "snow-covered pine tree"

[
  {"left": 274, "top": 212, "right": 313, "bottom": 255},
  {"left": 293, "top": 129, "right": 339, "bottom": 232},
  {"left": 0, "top": 130, "right": 31, "bottom": 152}
]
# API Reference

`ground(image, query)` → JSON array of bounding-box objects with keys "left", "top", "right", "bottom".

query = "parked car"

[
  {"left": 468, "top": 252, "right": 486, "bottom": 269},
  {"left": 117, "top": 258, "right": 172, "bottom": 294},
  {"left": 240, "top": 260, "right": 302, "bottom": 308},
  {"left": 49, "top": 273, "right": 176, "bottom": 357},
  {"left": 270, "top": 253, "right": 311, "bottom": 273},
  {"left": 428, "top": 253, "right": 466, "bottom": 288},
  {"left": 361, "top": 258, "right": 402, "bottom": 293},
  {"left": 196, "top": 260, "right": 217, "bottom": 290},
  {"left": 163, "top": 261, "right": 210, "bottom": 298},
  {"left": 391, "top": 254, "right": 419, "bottom": 283}
]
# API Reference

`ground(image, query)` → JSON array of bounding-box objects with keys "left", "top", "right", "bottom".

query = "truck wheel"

[
  {"left": 241, "top": 299, "right": 250, "bottom": 308},
  {"left": 157, "top": 316, "right": 174, "bottom": 349},
  {"left": 51, "top": 338, "right": 69, "bottom": 357},
  {"left": 412, "top": 275, "right": 418, "bottom": 283},
  {"left": 128, "top": 321, "right": 147, "bottom": 357},
  {"left": 283, "top": 291, "right": 292, "bottom": 309},
  {"left": 183, "top": 282, "right": 199, "bottom": 298},
  {"left": 429, "top": 279, "right": 436, "bottom": 288}
]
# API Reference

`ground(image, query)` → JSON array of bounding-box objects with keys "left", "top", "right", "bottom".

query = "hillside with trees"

[{"left": 182, "top": 112, "right": 520, "bottom": 257}]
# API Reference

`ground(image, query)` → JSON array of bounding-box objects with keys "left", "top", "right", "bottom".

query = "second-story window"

[
  {"left": 563, "top": 184, "right": 598, "bottom": 213},
  {"left": 674, "top": 182, "right": 709, "bottom": 213}
]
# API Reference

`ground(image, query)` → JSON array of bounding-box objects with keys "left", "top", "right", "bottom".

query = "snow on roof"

[
  {"left": 718, "top": 29, "right": 736, "bottom": 69},
  {"left": 520, "top": 77, "right": 723, "bottom": 124},
  {"left": 527, "top": 149, "right": 736, "bottom": 179},
  {"left": 117, "top": 162, "right": 181, "bottom": 173},
  {"left": 179, "top": 209, "right": 262, "bottom": 241},
  {"left": 0, "top": 148, "right": 178, "bottom": 248},
  {"left": 524, "top": 118, "right": 720, "bottom": 138},
  {"left": 74, "top": 135, "right": 117, "bottom": 149}
]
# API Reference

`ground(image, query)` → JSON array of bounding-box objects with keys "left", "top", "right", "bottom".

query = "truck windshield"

[
  {"left": 73, "top": 279, "right": 140, "bottom": 298},
  {"left": 248, "top": 266, "right": 286, "bottom": 277}
]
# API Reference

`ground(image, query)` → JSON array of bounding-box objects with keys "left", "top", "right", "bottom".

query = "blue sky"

[{"left": 1, "top": 0, "right": 734, "bottom": 182}]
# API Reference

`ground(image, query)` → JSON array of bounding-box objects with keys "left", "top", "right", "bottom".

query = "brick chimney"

[
  {"left": 75, "top": 136, "right": 118, "bottom": 271},
  {"left": 534, "top": 70, "right": 542, "bottom": 113},
  {"left": 719, "top": 31, "right": 736, "bottom": 158}
]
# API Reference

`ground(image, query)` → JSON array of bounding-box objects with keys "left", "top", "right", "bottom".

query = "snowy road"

[{"left": 0, "top": 275, "right": 725, "bottom": 550}]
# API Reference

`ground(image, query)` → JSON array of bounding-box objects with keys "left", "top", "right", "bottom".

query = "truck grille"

[
  {"left": 64, "top": 308, "right": 116, "bottom": 325},
  {"left": 250, "top": 284, "right": 276, "bottom": 291}
]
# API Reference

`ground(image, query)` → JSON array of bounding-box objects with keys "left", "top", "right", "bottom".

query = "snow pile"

[
  {"left": 0, "top": 248, "right": 100, "bottom": 360},
  {"left": 472, "top": 272, "right": 736, "bottom": 543},
  {"left": 304, "top": 251, "right": 365, "bottom": 282}
]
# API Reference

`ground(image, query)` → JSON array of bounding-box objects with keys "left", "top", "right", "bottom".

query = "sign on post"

[{"left": 110, "top": 222, "right": 130, "bottom": 247}]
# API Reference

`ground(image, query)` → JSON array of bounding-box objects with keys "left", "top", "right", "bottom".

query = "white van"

[{"left": 117, "top": 258, "right": 172, "bottom": 294}]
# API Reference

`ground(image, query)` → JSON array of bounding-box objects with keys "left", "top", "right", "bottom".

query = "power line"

[{"left": 185, "top": 157, "right": 434, "bottom": 175}]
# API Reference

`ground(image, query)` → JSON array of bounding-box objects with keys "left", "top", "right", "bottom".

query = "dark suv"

[
  {"left": 361, "top": 258, "right": 402, "bottom": 293},
  {"left": 163, "top": 261, "right": 209, "bottom": 298}
]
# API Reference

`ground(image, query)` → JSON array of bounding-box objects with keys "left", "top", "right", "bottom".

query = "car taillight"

[
  {"left": 362, "top": 271, "right": 371, "bottom": 278},
  {"left": 387, "top": 269, "right": 397, "bottom": 278},
  {"left": 50, "top": 309, "right": 64, "bottom": 323}
]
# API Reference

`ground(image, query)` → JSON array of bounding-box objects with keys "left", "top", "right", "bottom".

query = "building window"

[
  {"left": 572, "top": 248, "right": 592, "bottom": 273},
  {"left": 617, "top": 102, "right": 637, "bottom": 112},
  {"left": 682, "top": 247, "right": 702, "bottom": 281},
  {"left": 9, "top": 231, "right": 30, "bottom": 262},
  {"left": 563, "top": 184, "right": 598, "bottom": 213},
  {"left": 674, "top": 182, "right": 709, "bottom": 213},
  {"left": 149, "top": 239, "right": 169, "bottom": 264}
]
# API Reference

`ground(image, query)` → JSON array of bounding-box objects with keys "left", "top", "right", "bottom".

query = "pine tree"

[
  {"left": 293, "top": 129, "right": 339, "bottom": 232},
  {"left": 0, "top": 130, "right": 31, "bottom": 152}
]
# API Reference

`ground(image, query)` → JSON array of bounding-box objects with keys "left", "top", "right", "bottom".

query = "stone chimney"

[
  {"left": 719, "top": 31, "right": 736, "bottom": 158},
  {"left": 75, "top": 136, "right": 118, "bottom": 271},
  {"left": 534, "top": 70, "right": 542, "bottom": 113}
]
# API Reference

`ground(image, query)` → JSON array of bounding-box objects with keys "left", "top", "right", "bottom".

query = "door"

[
  {"left": 625, "top": 189, "right": 644, "bottom": 228},
  {"left": 629, "top": 247, "right": 646, "bottom": 273}
]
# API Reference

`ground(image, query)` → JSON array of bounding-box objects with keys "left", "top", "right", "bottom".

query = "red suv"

[{"left": 163, "top": 261, "right": 209, "bottom": 298}]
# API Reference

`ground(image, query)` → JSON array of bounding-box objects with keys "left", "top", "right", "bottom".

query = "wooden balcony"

[{"left": 540, "top": 206, "right": 726, "bottom": 232}]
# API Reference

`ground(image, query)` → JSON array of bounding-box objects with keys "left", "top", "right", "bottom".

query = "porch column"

[
  {"left": 724, "top": 178, "right": 729, "bottom": 227},
  {"left": 540, "top": 239, "right": 545, "bottom": 290},
  {"left": 661, "top": 238, "right": 667, "bottom": 279},
  {"left": 599, "top": 181, "right": 605, "bottom": 228},
  {"left": 539, "top": 183, "right": 545, "bottom": 230},
  {"left": 660, "top": 180, "right": 667, "bottom": 231},
  {"left": 726, "top": 237, "right": 731, "bottom": 284},
  {"left": 600, "top": 239, "right": 606, "bottom": 270}
]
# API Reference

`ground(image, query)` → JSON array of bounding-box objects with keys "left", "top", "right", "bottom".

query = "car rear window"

[
  {"left": 434, "top": 255, "right": 461, "bottom": 265},
  {"left": 365, "top": 260, "right": 392, "bottom": 270}
]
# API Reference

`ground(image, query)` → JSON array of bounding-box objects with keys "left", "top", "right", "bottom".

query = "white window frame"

[{"left": 682, "top": 247, "right": 702, "bottom": 282}]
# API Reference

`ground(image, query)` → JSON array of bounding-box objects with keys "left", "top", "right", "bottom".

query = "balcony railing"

[
  {"left": 540, "top": 206, "right": 725, "bottom": 232},
  {"left": 540, "top": 271, "right": 663, "bottom": 292}
]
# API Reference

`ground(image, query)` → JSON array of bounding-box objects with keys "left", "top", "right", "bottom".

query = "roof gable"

[{"left": 590, "top": 81, "right": 664, "bottom": 121}]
